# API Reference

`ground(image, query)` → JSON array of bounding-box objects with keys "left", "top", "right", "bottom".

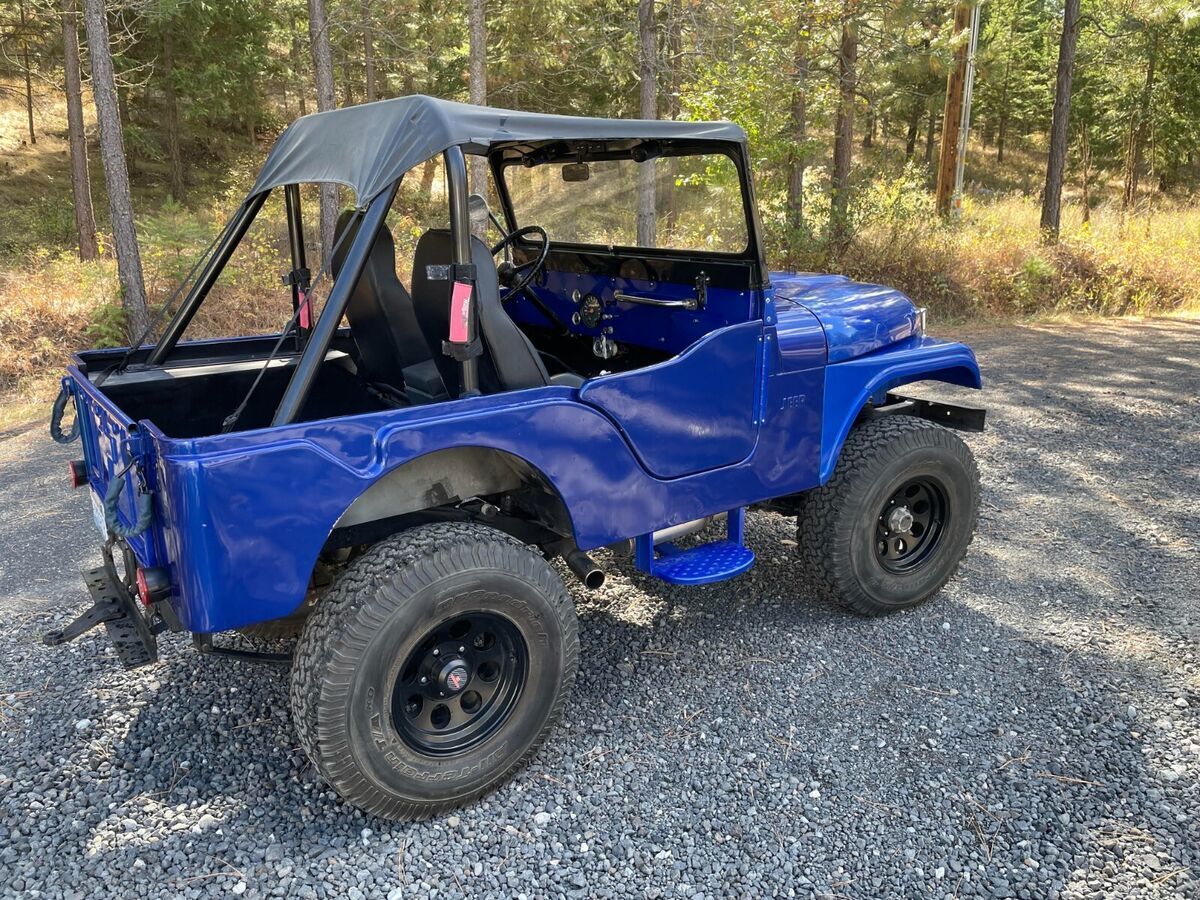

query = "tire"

[
  {"left": 289, "top": 522, "right": 578, "bottom": 820},
  {"left": 796, "top": 416, "right": 979, "bottom": 615}
]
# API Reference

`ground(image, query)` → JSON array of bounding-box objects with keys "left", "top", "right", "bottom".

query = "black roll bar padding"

[
  {"left": 284, "top": 183, "right": 310, "bottom": 341},
  {"left": 270, "top": 182, "right": 401, "bottom": 426},
  {"left": 148, "top": 191, "right": 269, "bottom": 366},
  {"left": 443, "top": 145, "right": 480, "bottom": 398}
]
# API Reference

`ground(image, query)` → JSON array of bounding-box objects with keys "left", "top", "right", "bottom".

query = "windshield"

[{"left": 502, "top": 152, "right": 749, "bottom": 254}]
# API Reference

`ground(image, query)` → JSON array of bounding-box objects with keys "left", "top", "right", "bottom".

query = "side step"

[{"left": 634, "top": 508, "right": 755, "bottom": 586}]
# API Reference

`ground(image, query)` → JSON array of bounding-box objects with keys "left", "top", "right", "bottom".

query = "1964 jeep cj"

[{"left": 48, "top": 96, "right": 984, "bottom": 820}]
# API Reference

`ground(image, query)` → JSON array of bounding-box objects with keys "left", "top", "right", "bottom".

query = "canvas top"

[{"left": 250, "top": 94, "right": 747, "bottom": 206}]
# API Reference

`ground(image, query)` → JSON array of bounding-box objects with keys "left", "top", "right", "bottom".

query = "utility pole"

[
  {"left": 936, "top": 1, "right": 975, "bottom": 217},
  {"left": 952, "top": 1, "right": 982, "bottom": 216}
]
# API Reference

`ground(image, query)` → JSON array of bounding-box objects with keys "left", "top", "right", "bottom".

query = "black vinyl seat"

[
  {"left": 410, "top": 228, "right": 584, "bottom": 396},
  {"left": 332, "top": 211, "right": 446, "bottom": 399}
]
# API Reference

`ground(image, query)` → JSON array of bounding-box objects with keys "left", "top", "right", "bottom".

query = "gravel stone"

[{"left": 1, "top": 321, "right": 1198, "bottom": 898}]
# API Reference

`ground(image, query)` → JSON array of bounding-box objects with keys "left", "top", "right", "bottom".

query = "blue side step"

[{"left": 634, "top": 508, "right": 756, "bottom": 586}]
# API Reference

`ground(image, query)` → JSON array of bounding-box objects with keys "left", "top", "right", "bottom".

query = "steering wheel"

[{"left": 491, "top": 225, "right": 549, "bottom": 297}]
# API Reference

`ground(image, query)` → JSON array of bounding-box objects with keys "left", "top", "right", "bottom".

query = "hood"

[{"left": 771, "top": 272, "right": 922, "bottom": 363}]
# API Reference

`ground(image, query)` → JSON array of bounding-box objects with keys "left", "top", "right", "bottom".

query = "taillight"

[
  {"left": 68, "top": 460, "right": 87, "bottom": 488},
  {"left": 136, "top": 567, "right": 170, "bottom": 605}
]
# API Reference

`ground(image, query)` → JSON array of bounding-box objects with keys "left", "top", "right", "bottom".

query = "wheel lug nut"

[
  {"left": 419, "top": 676, "right": 428, "bottom": 684},
  {"left": 458, "top": 646, "right": 465, "bottom": 653},
  {"left": 432, "top": 648, "right": 440, "bottom": 656}
]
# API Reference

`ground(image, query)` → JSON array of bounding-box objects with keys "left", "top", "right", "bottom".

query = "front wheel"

[
  {"left": 796, "top": 416, "right": 980, "bottom": 615},
  {"left": 289, "top": 522, "right": 578, "bottom": 820}
]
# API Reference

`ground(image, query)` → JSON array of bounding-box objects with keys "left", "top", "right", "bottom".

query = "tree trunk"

[
  {"left": 661, "top": 0, "right": 682, "bottom": 235},
  {"left": 924, "top": 109, "right": 937, "bottom": 164},
  {"left": 1122, "top": 30, "right": 1158, "bottom": 211},
  {"left": 996, "top": 14, "right": 1015, "bottom": 163},
  {"left": 1039, "top": 0, "right": 1081, "bottom": 241},
  {"left": 308, "top": 0, "right": 338, "bottom": 261},
  {"left": 861, "top": 105, "right": 875, "bottom": 149},
  {"left": 162, "top": 30, "right": 185, "bottom": 201},
  {"left": 904, "top": 102, "right": 920, "bottom": 159},
  {"left": 936, "top": 2, "right": 970, "bottom": 217},
  {"left": 20, "top": 0, "right": 35, "bottom": 144},
  {"left": 341, "top": 52, "right": 354, "bottom": 106},
  {"left": 82, "top": 0, "right": 149, "bottom": 340},
  {"left": 786, "top": 19, "right": 809, "bottom": 256},
  {"left": 61, "top": 0, "right": 98, "bottom": 260},
  {"left": 636, "top": 0, "right": 657, "bottom": 248},
  {"left": 830, "top": 13, "right": 857, "bottom": 254},
  {"left": 1079, "top": 127, "right": 1091, "bottom": 225},
  {"left": 362, "top": 0, "right": 377, "bottom": 102},
  {"left": 468, "top": 0, "right": 488, "bottom": 234},
  {"left": 291, "top": 12, "right": 307, "bottom": 116}
]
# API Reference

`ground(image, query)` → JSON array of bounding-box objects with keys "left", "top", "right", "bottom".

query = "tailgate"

[{"left": 66, "top": 368, "right": 164, "bottom": 567}]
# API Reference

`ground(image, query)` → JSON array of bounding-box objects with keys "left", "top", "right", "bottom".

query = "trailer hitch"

[
  {"left": 44, "top": 549, "right": 158, "bottom": 668},
  {"left": 43, "top": 593, "right": 124, "bottom": 645}
]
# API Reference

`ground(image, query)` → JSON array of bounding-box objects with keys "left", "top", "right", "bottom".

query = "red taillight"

[
  {"left": 68, "top": 460, "right": 87, "bottom": 489},
  {"left": 136, "top": 567, "right": 169, "bottom": 605}
]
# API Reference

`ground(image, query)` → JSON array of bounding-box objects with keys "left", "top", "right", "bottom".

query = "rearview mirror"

[
  {"left": 468, "top": 193, "right": 490, "bottom": 218},
  {"left": 561, "top": 163, "right": 591, "bottom": 182}
]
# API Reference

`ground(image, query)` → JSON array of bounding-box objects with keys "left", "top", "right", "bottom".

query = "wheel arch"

[
  {"left": 327, "top": 445, "right": 578, "bottom": 547},
  {"left": 819, "top": 341, "right": 982, "bottom": 484}
]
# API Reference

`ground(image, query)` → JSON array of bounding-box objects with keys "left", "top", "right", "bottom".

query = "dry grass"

[{"left": 839, "top": 193, "right": 1200, "bottom": 322}]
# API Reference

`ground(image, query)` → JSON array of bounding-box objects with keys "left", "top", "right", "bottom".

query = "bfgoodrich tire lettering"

[
  {"left": 796, "top": 416, "right": 980, "bottom": 615},
  {"left": 289, "top": 522, "right": 578, "bottom": 820}
]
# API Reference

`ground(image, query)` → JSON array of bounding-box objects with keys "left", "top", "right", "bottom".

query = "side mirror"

[{"left": 561, "top": 163, "right": 591, "bottom": 182}]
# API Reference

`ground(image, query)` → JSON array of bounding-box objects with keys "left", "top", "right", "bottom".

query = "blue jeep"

[{"left": 49, "top": 97, "right": 983, "bottom": 820}]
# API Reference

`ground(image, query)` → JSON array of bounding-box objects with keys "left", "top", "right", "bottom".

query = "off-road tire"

[
  {"left": 796, "top": 416, "right": 979, "bottom": 615},
  {"left": 289, "top": 522, "right": 578, "bottom": 820}
]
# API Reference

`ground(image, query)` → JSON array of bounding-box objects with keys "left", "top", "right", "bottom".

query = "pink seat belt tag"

[
  {"left": 449, "top": 281, "right": 472, "bottom": 343},
  {"left": 298, "top": 290, "right": 312, "bottom": 330}
]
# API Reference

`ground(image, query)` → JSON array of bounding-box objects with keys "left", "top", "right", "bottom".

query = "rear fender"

[
  {"left": 818, "top": 336, "right": 981, "bottom": 483},
  {"left": 331, "top": 446, "right": 574, "bottom": 538}
]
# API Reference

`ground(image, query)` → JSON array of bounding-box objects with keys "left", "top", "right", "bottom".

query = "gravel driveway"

[{"left": 1, "top": 319, "right": 1198, "bottom": 899}]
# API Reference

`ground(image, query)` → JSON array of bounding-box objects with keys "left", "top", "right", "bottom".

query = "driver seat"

[
  {"left": 332, "top": 210, "right": 446, "bottom": 399},
  {"left": 411, "top": 228, "right": 583, "bottom": 395}
]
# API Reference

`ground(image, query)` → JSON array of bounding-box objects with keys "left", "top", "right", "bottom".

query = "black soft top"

[{"left": 250, "top": 95, "right": 748, "bottom": 206}]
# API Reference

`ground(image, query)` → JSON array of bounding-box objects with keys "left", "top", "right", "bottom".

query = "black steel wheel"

[
  {"left": 289, "top": 522, "right": 578, "bottom": 821},
  {"left": 392, "top": 612, "right": 528, "bottom": 756},
  {"left": 796, "top": 416, "right": 979, "bottom": 615},
  {"left": 875, "top": 476, "right": 948, "bottom": 574}
]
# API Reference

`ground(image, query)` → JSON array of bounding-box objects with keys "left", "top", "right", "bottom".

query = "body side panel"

[
  {"left": 151, "top": 352, "right": 822, "bottom": 631},
  {"left": 578, "top": 321, "right": 764, "bottom": 477}
]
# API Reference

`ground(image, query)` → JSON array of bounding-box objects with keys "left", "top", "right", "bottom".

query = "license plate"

[{"left": 90, "top": 489, "right": 107, "bottom": 538}]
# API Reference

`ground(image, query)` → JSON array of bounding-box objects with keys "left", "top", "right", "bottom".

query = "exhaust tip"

[{"left": 563, "top": 547, "right": 605, "bottom": 590}]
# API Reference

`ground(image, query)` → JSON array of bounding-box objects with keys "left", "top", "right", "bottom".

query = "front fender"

[{"left": 818, "top": 336, "right": 981, "bottom": 483}]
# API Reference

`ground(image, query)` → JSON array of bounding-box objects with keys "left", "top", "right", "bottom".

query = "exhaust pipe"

[
  {"left": 563, "top": 547, "right": 605, "bottom": 590},
  {"left": 653, "top": 512, "right": 725, "bottom": 546}
]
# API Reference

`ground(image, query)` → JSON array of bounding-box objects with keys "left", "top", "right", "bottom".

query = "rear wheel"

[
  {"left": 289, "top": 522, "right": 578, "bottom": 820},
  {"left": 796, "top": 416, "right": 979, "bottom": 615}
]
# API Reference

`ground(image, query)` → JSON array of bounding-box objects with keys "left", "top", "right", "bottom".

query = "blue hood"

[{"left": 770, "top": 272, "right": 922, "bottom": 363}]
